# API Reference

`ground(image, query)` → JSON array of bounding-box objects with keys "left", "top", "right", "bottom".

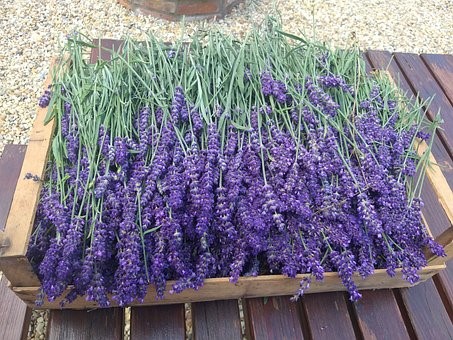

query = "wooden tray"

[{"left": 1, "top": 51, "right": 452, "bottom": 309}]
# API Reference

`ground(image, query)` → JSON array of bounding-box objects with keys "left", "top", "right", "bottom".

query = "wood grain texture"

[
  {"left": 431, "top": 135, "right": 453, "bottom": 190},
  {"left": 0, "top": 145, "right": 26, "bottom": 232},
  {"left": 244, "top": 296, "right": 305, "bottom": 340},
  {"left": 1, "top": 60, "right": 56, "bottom": 260},
  {"left": 366, "top": 50, "right": 413, "bottom": 97},
  {"left": 420, "top": 177, "right": 451, "bottom": 239},
  {"left": 303, "top": 292, "right": 357, "bottom": 340},
  {"left": 0, "top": 256, "right": 40, "bottom": 287},
  {"left": 353, "top": 290, "right": 410, "bottom": 340},
  {"left": 47, "top": 308, "right": 123, "bottom": 340},
  {"left": 393, "top": 53, "right": 453, "bottom": 159},
  {"left": 399, "top": 279, "right": 453, "bottom": 339},
  {"left": 130, "top": 304, "right": 185, "bottom": 340},
  {"left": 418, "top": 141, "right": 453, "bottom": 228},
  {"left": 192, "top": 300, "right": 242, "bottom": 340},
  {"left": 421, "top": 54, "right": 453, "bottom": 105},
  {"left": 0, "top": 276, "right": 31, "bottom": 340},
  {"left": 434, "top": 262, "right": 453, "bottom": 320},
  {"left": 13, "top": 266, "right": 444, "bottom": 309}
]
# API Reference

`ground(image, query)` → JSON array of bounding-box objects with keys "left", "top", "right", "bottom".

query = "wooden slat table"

[{"left": 0, "top": 45, "right": 452, "bottom": 339}]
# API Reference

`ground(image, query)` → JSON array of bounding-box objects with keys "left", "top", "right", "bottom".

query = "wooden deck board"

[
  {"left": 47, "top": 309, "right": 123, "bottom": 340},
  {"left": 434, "top": 263, "right": 453, "bottom": 320},
  {"left": 399, "top": 280, "right": 453, "bottom": 339},
  {"left": 130, "top": 305, "right": 186, "bottom": 340},
  {"left": 394, "top": 52, "right": 453, "bottom": 159},
  {"left": 421, "top": 54, "right": 453, "bottom": 106},
  {"left": 244, "top": 296, "right": 306, "bottom": 340},
  {"left": 90, "top": 39, "right": 124, "bottom": 64},
  {"left": 0, "top": 276, "right": 31, "bottom": 340},
  {"left": 303, "top": 292, "right": 357, "bottom": 340},
  {"left": 352, "top": 290, "right": 411, "bottom": 340},
  {"left": 192, "top": 300, "right": 242, "bottom": 340},
  {"left": 0, "top": 145, "right": 26, "bottom": 232}
]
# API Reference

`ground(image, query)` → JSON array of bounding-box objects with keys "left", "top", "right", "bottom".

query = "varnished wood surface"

[
  {"left": 47, "top": 308, "right": 124, "bottom": 340},
  {"left": 0, "top": 145, "right": 26, "bottom": 232},
  {"left": 130, "top": 305, "right": 186, "bottom": 340},
  {"left": 192, "top": 300, "right": 242, "bottom": 340},
  {"left": 245, "top": 296, "right": 306, "bottom": 340},
  {"left": 0, "top": 276, "right": 31, "bottom": 340},
  {"left": 353, "top": 290, "right": 411, "bottom": 340}
]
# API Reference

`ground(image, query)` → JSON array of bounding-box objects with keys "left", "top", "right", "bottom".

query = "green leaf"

[
  {"left": 51, "top": 137, "right": 62, "bottom": 166},
  {"left": 231, "top": 120, "right": 251, "bottom": 131},
  {"left": 143, "top": 226, "right": 162, "bottom": 235},
  {"left": 73, "top": 39, "right": 96, "bottom": 49}
]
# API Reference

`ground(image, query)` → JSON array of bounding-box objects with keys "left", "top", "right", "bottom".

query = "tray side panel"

[
  {"left": 0, "top": 61, "right": 57, "bottom": 287},
  {"left": 12, "top": 266, "right": 444, "bottom": 309}
]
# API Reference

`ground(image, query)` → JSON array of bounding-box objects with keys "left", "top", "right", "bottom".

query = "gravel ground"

[
  {"left": 0, "top": 0, "right": 452, "bottom": 338},
  {"left": 0, "top": 0, "right": 452, "bottom": 154}
]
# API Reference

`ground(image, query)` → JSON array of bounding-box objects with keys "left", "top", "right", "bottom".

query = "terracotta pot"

[{"left": 118, "top": 0, "right": 244, "bottom": 21}]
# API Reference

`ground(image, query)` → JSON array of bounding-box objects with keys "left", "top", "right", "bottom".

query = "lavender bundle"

[{"left": 28, "top": 19, "right": 445, "bottom": 307}]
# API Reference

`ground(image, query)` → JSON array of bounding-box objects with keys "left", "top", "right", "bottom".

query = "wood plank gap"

[
  {"left": 344, "top": 293, "right": 365, "bottom": 340},
  {"left": 297, "top": 300, "right": 313, "bottom": 340},
  {"left": 433, "top": 274, "right": 453, "bottom": 322},
  {"left": 20, "top": 308, "right": 33, "bottom": 340},
  {"left": 392, "top": 289, "right": 419, "bottom": 340},
  {"left": 393, "top": 53, "right": 453, "bottom": 161},
  {"left": 420, "top": 55, "right": 453, "bottom": 107}
]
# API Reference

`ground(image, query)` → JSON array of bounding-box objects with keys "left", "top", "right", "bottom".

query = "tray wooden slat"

[
  {"left": 47, "top": 308, "right": 124, "bottom": 340},
  {"left": 12, "top": 266, "right": 444, "bottom": 309},
  {"left": 431, "top": 135, "right": 453, "bottom": 187},
  {"left": 192, "top": 300, "right": 242, "bottom": 340},
  {"left": 130, "top": 304, "right": 186, "bottom": 340},
  {"left": 1, "top": 60, "right": 56, "bottom": 258}
]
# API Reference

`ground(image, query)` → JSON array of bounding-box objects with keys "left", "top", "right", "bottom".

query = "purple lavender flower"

[
  {"left": 171, "top": 86, "right": 189, "bottom": 123},
  {"left": 318, "top": 74, "right": 354, "bottom": 94},
  {"left": 167, "top": 49, "right": 176, "bottom": 58},
  {"left": 330, "top": 250, "right": 362, "bottom": 301},
  {"left": 305, "top": 77, "right": 340, "bottom": 117},
  {"left": 260, "top": 72, "right": 273, "bottom": 96},
  {"left": 38, "top": 88, "right": 52, "bottom": 108}
]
